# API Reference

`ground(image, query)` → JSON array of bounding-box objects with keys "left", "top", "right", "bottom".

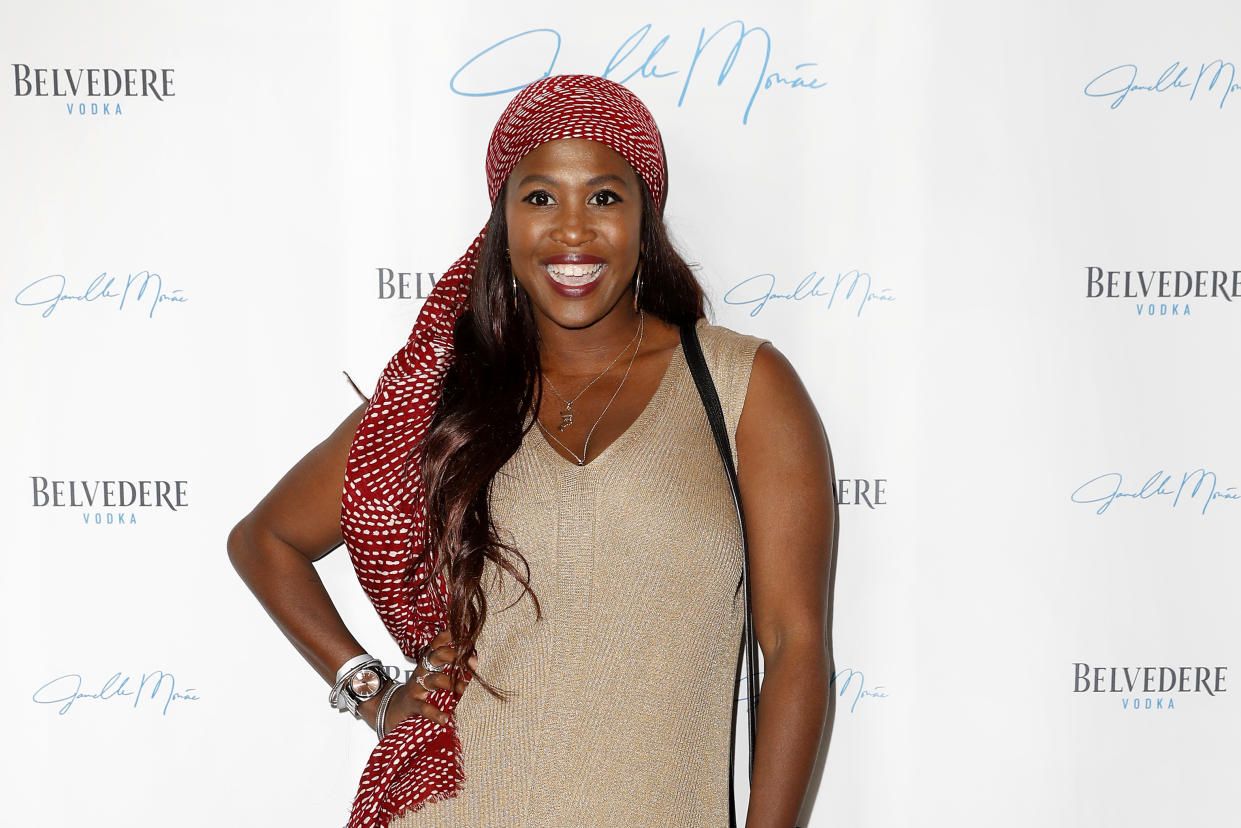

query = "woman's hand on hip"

[{"left": 369, "top": 629, "right": 477, "bottom": 734}]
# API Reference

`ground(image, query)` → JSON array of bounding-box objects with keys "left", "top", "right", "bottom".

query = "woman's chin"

[{"left": 529, "top": 291, "right": 631, "bottom": 330}]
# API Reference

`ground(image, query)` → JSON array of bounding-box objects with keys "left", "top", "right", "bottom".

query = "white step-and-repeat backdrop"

[{"left": 3, "top": 1, "right": 1238, "bottom": 826}]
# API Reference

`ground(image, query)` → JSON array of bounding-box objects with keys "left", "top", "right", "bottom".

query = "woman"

[{"left": 229, "top": 74, "right": 836, "bottom": 828}]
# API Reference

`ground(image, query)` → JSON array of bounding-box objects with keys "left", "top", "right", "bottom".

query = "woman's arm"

[
  {"left": 736, "top": 342, "right": 838, "bottom": 828},
  {"left": 226, "top": 403, "right": 381, "bottom": 712},
  {"left": 226, "top": 402, "right": 459, "bottom": 728}
]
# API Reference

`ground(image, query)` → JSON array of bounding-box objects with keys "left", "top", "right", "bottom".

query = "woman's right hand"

[{"left": 374, "top": 629, "right": 477, "bottom": 733}]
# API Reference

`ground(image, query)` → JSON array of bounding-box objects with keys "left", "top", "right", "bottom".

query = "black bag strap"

[{"left": 680, "top": 321, "right": 760, "bottom": 828}]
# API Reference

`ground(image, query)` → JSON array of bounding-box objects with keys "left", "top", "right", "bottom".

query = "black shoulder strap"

[{"left": 679, "top": 321, "right": 761, "bottom": 828}]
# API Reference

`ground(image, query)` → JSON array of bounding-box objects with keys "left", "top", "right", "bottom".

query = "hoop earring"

[{"left": 632, "top": 263, "right": 643, "bottom": 312}]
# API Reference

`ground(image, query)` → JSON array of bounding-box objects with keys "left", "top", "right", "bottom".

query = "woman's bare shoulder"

[{"left": 737, "top": 338, "right": 832, "bottom": 474}]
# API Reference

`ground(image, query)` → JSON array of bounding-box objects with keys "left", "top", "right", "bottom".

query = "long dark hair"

[{"left": 417, "top": 175, "right": 704, "bottom": 699}]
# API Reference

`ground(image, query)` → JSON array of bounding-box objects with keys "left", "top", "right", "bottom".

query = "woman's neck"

[{"left": 535, "top": 306, "right": 646, "bottom": 378}]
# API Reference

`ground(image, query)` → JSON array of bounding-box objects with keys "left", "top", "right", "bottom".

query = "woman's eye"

[
  {"left": 590, "top": 190, "right": 621, "bottom": 207},
  {"left": 523, "top": 190, "right": 554, "bottom": 207}
]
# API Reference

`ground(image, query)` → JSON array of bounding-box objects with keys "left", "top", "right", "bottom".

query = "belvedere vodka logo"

[
  {"left": 1073, "top": 662, "right": 1227, "bottom": 711},
  {"left": 12, "top": 64, "right": 175, "bottom": 116},
  {"left": 836, "top": 477, "right": 888, "bottom": 509},
  {"left": 30, "top": 477, "right": 189, "bottom": 526},
  {"left": 1085, "top": 267, "right": 1241, "bottom": 318},
  {"left": 377, "top": 268, "right": 439, "bottom": 300}
]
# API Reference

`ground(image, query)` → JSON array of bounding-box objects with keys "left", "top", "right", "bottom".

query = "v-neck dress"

[{"left": 392, "top": 318, "right": 769, "bottom": 828}]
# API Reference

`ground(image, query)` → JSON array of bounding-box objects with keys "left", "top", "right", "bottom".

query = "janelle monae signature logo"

[
  {"left": 33, "top": 670, "right": 199, "bottom": 715},
  {"left": 14, "top": 271, "right": 187, "bottom": 319}
]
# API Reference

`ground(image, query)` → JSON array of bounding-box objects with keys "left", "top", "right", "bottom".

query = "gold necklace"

[
  {"left": 537, "top": 311, "right": 645, "bottom": 466},
  {"left": 541, "top": 311, "right": 643, "bottom": 432}
]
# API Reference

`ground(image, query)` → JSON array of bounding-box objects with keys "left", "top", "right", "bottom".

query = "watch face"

[{"left": 350, "top": 668, "right": 383, "bottom": 700}]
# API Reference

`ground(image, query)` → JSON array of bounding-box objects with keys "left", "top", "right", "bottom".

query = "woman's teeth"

[{"left": 545, "top": 263, "right": 604, "bottom": 286}]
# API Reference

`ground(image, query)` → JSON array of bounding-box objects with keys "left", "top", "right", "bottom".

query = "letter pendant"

[{"left": 558, "top": 409, "right": 573, "bottom": 431}]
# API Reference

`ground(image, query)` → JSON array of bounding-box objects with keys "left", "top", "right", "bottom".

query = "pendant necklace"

[
  {"left": 537, "top": 311, "right": 645, "bottom": 466},
  {"left": 541, "top": 311, "right": 643, "bottom": 432}
]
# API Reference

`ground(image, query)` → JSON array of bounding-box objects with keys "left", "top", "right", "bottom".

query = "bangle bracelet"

[
  {"left": 375, "top": 681, "right": 403, "bottom": 739},
  {"left": 335, "top": 653, "right": 376, "bottom": 685}
]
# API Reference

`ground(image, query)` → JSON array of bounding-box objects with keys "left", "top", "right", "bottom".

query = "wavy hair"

[{"left": 417, "top": 175, "right": 704, "bottom": 699}]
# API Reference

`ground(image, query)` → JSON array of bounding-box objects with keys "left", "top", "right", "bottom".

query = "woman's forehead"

[{"left": 508, "top": 138, "right": 640, "bottom": 186}]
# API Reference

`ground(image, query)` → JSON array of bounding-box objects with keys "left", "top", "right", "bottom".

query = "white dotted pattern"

[{"left": 340, "top": 74, "right": 668, "bottom": 828}]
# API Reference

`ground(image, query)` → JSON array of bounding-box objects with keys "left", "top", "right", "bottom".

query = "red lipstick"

[{"left": 542, "top": 255, "right": 607, "bottom": 298}]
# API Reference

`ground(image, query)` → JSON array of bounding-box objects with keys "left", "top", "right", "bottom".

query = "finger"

[
  {"left": 418, "top": 699, "right": 449, "bottom": 725},
  {"left": 413, "top": 666, "right": 445, "bottom": 696},
  {"left": 428, "top": 671, "right": 466, "bottom": 694},
  {"left": 428, "top": 643, "right": 457, "bottom": 664}
]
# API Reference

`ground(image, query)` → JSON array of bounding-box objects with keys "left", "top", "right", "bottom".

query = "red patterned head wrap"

[{"left": 340, "top": 74, "right": 668, "bottom": 827}]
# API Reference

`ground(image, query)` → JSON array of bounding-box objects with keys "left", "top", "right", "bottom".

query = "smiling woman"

[
  {"left": 507, "top": 139, "right": 642, "bottom": 311},
  {"left": 227, "top": 73, "right": 837, "bottom": 828}
]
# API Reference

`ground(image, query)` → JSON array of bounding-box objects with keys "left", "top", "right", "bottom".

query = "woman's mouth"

[
  {"left": 543, "top": 262, "right": 605, "bottom": 297},
  {"left": 545, "top": 262, "right": 604, "bottom": 286}
]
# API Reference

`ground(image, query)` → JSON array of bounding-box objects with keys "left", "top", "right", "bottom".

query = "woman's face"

[{"left": 504, "top": 137, "right": 643, "bottom": 331}]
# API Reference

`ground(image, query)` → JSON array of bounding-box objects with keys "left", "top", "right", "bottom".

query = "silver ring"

[
  {"left": 421, "top": 651, "right": 447, "bottom": 673},
  {"left": 415, "top": 671, "right": 433, "bottom": 692}
]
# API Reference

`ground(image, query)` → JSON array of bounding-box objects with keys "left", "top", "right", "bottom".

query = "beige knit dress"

[{"left": 392, "top": 318, "right": 769, "bottom": 828}]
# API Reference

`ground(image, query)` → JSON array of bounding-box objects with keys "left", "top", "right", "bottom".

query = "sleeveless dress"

[{"left": 392, "top": 319, "right": 769, "bottom": 828}]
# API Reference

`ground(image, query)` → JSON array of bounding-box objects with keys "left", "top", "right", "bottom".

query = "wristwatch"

[{"left": 329, "top": 656, "right": 391, "bottom": 717}]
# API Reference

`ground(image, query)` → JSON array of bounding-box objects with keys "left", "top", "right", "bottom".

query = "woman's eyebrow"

[
  {"left": 516, "top": 173, "right": 557, "bottom": 189},
  {"left": 586, "top": 173, "right": 630, "bottom": 189}
]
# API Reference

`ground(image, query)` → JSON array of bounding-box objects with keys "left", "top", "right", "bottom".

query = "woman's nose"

[{"left": 551, "top": 204, "right": 595, "bottom": 246}]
